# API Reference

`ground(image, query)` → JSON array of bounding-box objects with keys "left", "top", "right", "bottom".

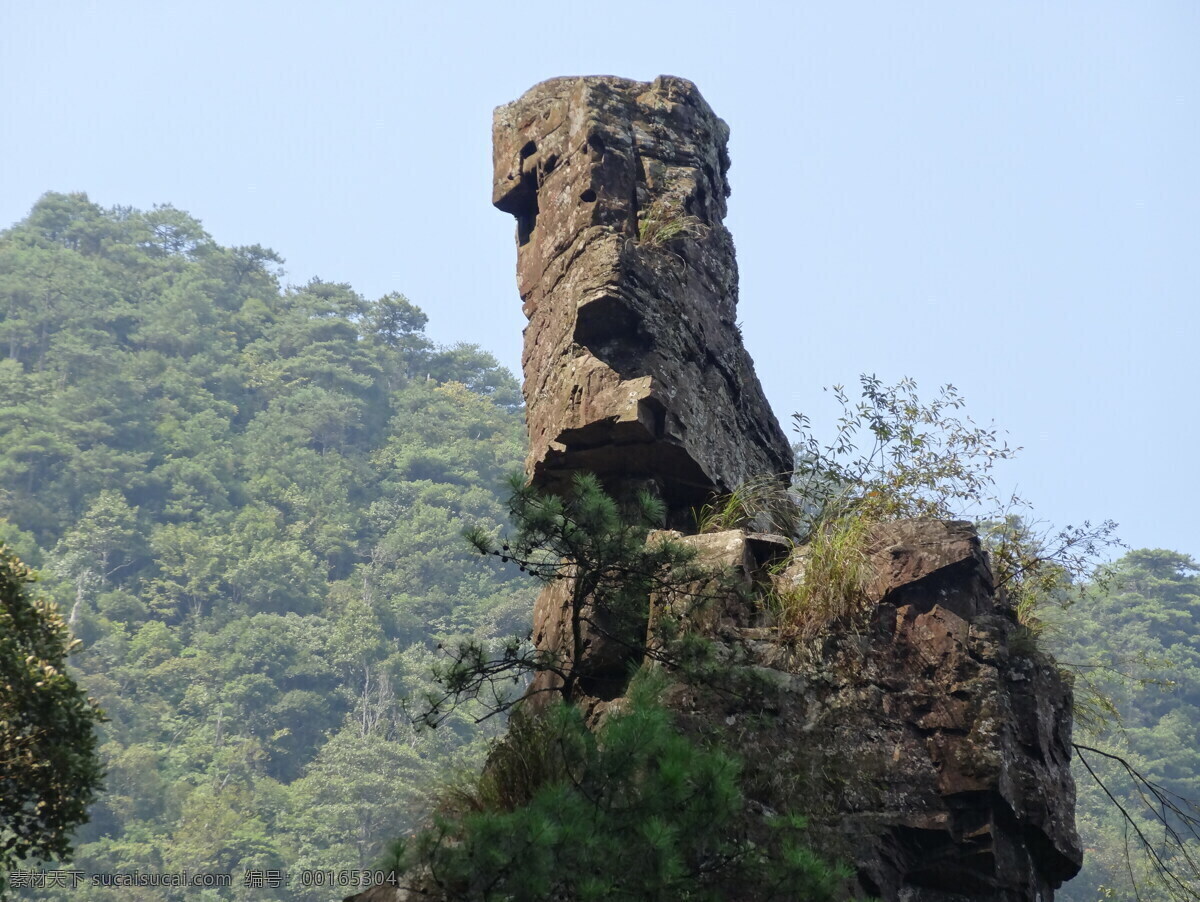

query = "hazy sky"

[{"left": 3, "top": 2, "right": 1197, "bottom": 560}]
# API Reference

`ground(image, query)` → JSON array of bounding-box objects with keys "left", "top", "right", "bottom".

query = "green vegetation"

[
  {"left": 1054, "top": 550, "right": 1200, "bottom": 901},
  {"left": 688, "top": 377, "right": 1047, "bottom": 638},
  {"left": 401, "top": 470, "right": 849, "bottom": 900},
  {"left": 400, "top": 671, "right": 847, "bottom": 902},
  {"left": 791, "top": 376, "right": 1020, "bottom": 528},
  {"left": 0, "top": 192, "right": 531, "bottom": 900},
  {"left": 1, "top": 545, "right": 103, "bottom": 890},
  {"left": 768, "top": 513, "right": 872, "bottom": 640},
  {"left": 1, "top": 193, "right": 1195, "bottom": 901},
  {"left": 635, "top": 195, "right": 709, "bottom": 249},
  {"left": 693, "top": 472, "right": 798, "bottom": 536},
  {"left": 770, "top": 375, "right": 1118, "bottom": 639},
  {"left": 427, "top": 472, "right": 709, "bottom": 719}
]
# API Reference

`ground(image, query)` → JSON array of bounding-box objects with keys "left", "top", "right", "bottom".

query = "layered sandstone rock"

[
  {"left": 351, "top": 522, "right": 1082, "bottom": 902},
  {"left": 665, "top": 521, "right": 1082, "bottom": 901},
  {"left": 489, "top": 76, "right": 1080, "bottom": 900},
  {"left": 348, "top": 76, "right": 1081, "bottom": 902},
  {"left": 492, "top": 75, "right": 792, "bottom": 519}
]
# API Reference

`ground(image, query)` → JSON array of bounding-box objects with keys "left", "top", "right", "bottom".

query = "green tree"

[
  {"left": 0, "top": 193, "right": 531, "bottom": 899},
  {"left": 136, "top": 204, "right": 212, "bottom": 259},
  {"left": 430, "top": 472, "right": 704, "bottom": 720},
  {"left": 289, "top": 725, "right": 432, "bottom": 884},
  {"left": 53, "top": 490, "right": 144, "bottom": 603},
  {"left": 1056, "top": 550, "right": 1200, "bottom": 902},
  {"left": 0, "top": 545, "right": 104, "bottom": 888},
  {"left": 396, "top": 474, "right": 850, "bottom": 900},
  {"left": 399, "top": 672, "right": 846, "bottom": 902}
]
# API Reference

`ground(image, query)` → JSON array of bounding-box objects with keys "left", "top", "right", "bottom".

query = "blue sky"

[{"left": 2, "top": 2, "right": 1197, "bottom": 559}]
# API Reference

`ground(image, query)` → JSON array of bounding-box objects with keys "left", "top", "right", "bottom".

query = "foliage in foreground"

[
  {"left": 0, "top": 545, "right": 103, "bottom": 890},
  {"left": 396, "top": 671, "right": 848, "bottom": 902},
  {"left": 411, "top": 470, "right": 848, "bottom": 899}
]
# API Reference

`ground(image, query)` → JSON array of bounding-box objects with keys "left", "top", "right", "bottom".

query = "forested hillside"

[
  {"left": 0, "top": 193, "right": 532, "bottom": 900},
  {"left": 1055, "top": 549, "right": 1200, "bottom": 900}
]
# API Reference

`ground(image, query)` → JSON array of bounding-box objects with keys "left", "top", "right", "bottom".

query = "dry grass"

[
  {"left": 636, "top": 196, "right": 709, "bottom": 248},
  {"left": 693, "top": 473, "right": 799, "bottom": 537},
  {"left": 770, "top": 515, "right": 872, "bottom": 639}
]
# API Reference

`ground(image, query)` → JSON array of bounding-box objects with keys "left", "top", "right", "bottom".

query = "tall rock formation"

[
  {"left": 489, "top": 75, "right": 1081, "bottom": 901},
  {"left": 492, "top": 75, "right": 793, "bottom": 708},
  {"left": 349, "top": 75, "right": 1081, "bottom": 902},
  {"left": 492, "top": 75, "right": 793, "bottom": 520}
]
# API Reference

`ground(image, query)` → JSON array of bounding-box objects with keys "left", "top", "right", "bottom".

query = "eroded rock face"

[
  {"left": 349, "top": 524, "right": 1081, "bottom": 902},
  {"left": 492, "top": 75, "right": 792, "bottom": 519},
  {"left": 489, "top": 77, "right": 1080, "bottom": 899},
  {"left": 668, "top": 521, "right": 1082, "bottom": 901},
  {"left": 348, "top": 77, "right": 1080, "bottom": 902}
]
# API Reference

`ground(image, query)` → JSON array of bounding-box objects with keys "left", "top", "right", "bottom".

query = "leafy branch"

[{"left": 791, "top": 375, "right": 1020, "bottom": 534}]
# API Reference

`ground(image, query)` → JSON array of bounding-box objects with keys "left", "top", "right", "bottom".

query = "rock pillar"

[{"left": 492, "top": 75, "right": 792, "bottom": 519}]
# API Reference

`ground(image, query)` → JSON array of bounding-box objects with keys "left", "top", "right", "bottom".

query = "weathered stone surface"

[
  {"left": 492, "top": 75, "right": 792, "bottom": 519},
  {"left": 525, "top": 528, "right": 758, "bottom": 714},
  {"left": 667, "top": 520, "right": 1082, "bottom": 901},
  {"left": 349, "top": 522, "right": 1081, "bottom": 902},
  {"left": 855, "top": 521, "right": 1081, "bottom": 899},
  {"left": 863, "top": 519, "right": 997, "bottom": 614},
  {"left": 510, "top": 522, "right": 1084, "bottom": 900},
  {"left": 350, "top": 78, "right": 1081, "bottom": 902}
]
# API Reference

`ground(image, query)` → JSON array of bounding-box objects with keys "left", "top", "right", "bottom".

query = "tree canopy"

[
  {"left": 1054, "top": 549, "right": 1200, "bottom": 901},
  {"left": 0, "top": 192, "right": 529, "bottom": 900}
]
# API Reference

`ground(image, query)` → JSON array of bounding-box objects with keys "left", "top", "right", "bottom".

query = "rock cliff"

[
  {"left": 662, "top": 521, "right": 1082, "bottom": 900},
  {"left": 348, "top": 74, "right": 1081, "bottom": 902}
]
